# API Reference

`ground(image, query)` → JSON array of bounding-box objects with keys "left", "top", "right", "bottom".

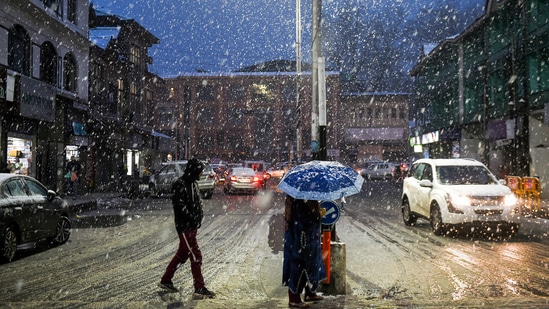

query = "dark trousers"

[{"left": 161, "top": 230, "right": 204, "bottom": 290}]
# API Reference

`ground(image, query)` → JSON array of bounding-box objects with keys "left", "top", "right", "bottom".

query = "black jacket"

[{"left": 170, "top": 158, "right": 205, "bottom": 233}]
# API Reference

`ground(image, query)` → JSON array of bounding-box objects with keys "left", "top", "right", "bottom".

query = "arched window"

[
  {"left": 63, "top": 53, "right": 77, "bottom": 92},
  {"left": 8, "top": 25, "right": 31, "bottom": 76},
  {"left": 40, "top": 42, "right": 58, "bottom": 86}
]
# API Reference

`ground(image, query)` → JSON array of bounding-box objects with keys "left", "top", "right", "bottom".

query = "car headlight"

[
  {"left": 446, "top": 193, "right": 467, "bottom": 213},
  {"left": 504, "top": 193, "right": 518, "bottom": 207},
  {"left": 448, "top": 193, "right": 471, "bottom": 206}
]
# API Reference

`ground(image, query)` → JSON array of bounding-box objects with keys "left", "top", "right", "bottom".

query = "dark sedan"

[{"left": 0, "top": 174, "right": 71, "bottom": 262}]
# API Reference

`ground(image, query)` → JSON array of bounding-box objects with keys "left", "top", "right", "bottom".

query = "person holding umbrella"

[
  {"left": 283, "top": 195, "right": 327, "bottom": 308},
  {"left": 278, "top": 160, "right": 364, "bottom": 307}
]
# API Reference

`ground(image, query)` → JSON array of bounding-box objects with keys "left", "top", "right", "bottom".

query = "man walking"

[{"left": 158, "top": 158, "right": 215, "bottom": 298}]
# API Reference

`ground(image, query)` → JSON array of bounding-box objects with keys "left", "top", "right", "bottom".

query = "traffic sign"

[{"left": 321, "top": 200, "right": 340, "bottom": 225}]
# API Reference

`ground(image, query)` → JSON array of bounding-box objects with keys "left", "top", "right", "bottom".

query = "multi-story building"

[
  {"left": 410, "top": 0, "right": 549, "bottom": 196},
  {"left": 158, "top": 68, "right": 341, "bottom": 165},
  {"left": 88, "top": 7, "right": 170, "bottom": 191},
  {"left": 340, "top": 92, "right": 410, "bottom": 163},
  {"left": 0, "top": 0, "right": 89, "bottom": 191}
]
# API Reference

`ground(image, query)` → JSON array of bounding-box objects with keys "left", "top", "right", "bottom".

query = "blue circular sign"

[{"left": 321, "top": 200, "right": 340, "bottom": 225}]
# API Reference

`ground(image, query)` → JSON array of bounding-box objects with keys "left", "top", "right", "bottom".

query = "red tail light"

[{"left": 253, "top": 176, "right": 260, "bottom": 182}]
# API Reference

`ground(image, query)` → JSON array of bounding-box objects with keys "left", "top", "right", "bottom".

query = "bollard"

[{"left": 319, "top": 242, "right": 346, "bottom": 295}]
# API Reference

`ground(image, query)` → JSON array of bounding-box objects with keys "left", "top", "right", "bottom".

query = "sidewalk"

[{"left": 65, "top": 192, "right": 128, "bottom": 228}]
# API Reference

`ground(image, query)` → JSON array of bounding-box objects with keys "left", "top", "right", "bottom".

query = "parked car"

[
  {"left": 0, "top": 173, "right": 71, "bottom": 262},
  {"left": 243, "top": 160, "right": 270, "bottom": 188},
  {"left": 223, "top": 167, "right": 261, "bottom": 195},
  {"left": 148, "top": 160, "right": 216, "bottom": 199},
  {"left": 210, "top": 163, "right": 227, "bottom": 183},
  {"left": 401, "top": 158, "right": 520, "bottom": 236},
  {"left": 361, "top": 162, "right": 395, "bottom": 180},
  {"left": 267, "top": 162, "right": 291, "bottom": 178}
]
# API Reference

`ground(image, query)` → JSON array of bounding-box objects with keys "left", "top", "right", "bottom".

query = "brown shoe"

[
  {"left": 289, "top": 302, "right": 310, "bottom": 308},
  {"left": 304, "top": 294, "right": 324, "bottom": 302}
]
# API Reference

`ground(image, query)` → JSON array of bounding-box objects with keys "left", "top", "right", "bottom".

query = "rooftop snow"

[{"left": 89, "top": 27, "right": 121, "bottom": 49}]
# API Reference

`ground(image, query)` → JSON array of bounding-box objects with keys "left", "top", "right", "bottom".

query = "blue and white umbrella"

[{"left": 277, "top": 160, "right": 364, "bottom": 201}]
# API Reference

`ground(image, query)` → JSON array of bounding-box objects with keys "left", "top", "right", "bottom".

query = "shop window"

[
  {"left": 8, "top": 25, "right": 31, "bottom": 76},
  {"left": 7, "top": 137, "right": 33, "bottom": 176}
]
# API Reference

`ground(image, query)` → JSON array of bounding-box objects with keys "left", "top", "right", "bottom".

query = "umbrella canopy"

[{"left": 277, "top": 160, "right": 364, "bottom": 201}]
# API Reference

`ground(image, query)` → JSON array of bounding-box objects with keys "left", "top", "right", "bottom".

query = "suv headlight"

[
  {"left": 446, "top": 193, "right": 467, "bottom": 213},
  {"left": 503, "top": 193, "right": 518, "bottom": 207}
]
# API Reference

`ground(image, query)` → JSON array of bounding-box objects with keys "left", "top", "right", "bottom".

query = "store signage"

[
  {"left": 421, "top": 131, "right": 439, "bottom": 144},
  {"left": 18, "top": 75, "right": 56, "bottom": 122}
]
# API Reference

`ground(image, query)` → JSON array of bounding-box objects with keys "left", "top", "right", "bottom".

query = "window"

[
  {"left": 129, "top": 45, "right": 142, "bottom": 66},
  {"left": 227, "top": 85, "right": 246, "bottom": 102},
  {"left": 197, "top": 85, "right": 215, "bottom": 102},
  {"left": 391, "top": 108, "right": 397, "bottom": 119},
  {"left": 129, "top": 82, "right": 140, "bottom": 122},
  {"left": 91, "top": 62, "right": 105, "bottom": 96},
  {"left": 282, "top": 85, "right": 297, "bottom": 102},
  {"left": 40, "top": 42, "right": 58, "bottom": 86},
  {"left": 197, "top": 107, "right": 215, "bottom": 125},
  {"left": 8, "top": 25, "right": 31, "bottom": 76},
  {"left": 159, "top": 112, "right": 174, "bottom": 124},
  {"left": 118, "top": 79, "right": 126, "bottom": 106},
  {"left": 251, "top": 83, "right": 275, "bottom": 104},
  {"left": 67, "top": 0, "right": 77, "bottom": 24},
  {"left": 42, "top": 0, "right": 62, "bottom": 17},
  {"left": 63, "top": 53, "right": 77, "bottom": 92}
]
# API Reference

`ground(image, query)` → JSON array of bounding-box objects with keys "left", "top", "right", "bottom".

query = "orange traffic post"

[
  {"left": 505, "top": 176, "right": 522, "bottom": 196},
  {"left": 322, "top": 230, "right": 331, "bottom": 284},
  {"left": 522, "top": 177, "right": 541, "bottom": 213}
]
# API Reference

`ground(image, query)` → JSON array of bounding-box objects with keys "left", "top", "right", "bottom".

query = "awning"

[
  {"left": 152, "top": 130, "right": 173, "bottom": 139},
  {"left": 345, "top": 128, "right": 405, "bottom": 143}
]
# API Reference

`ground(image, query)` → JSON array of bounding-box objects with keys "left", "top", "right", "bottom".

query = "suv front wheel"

[
  {"left": 402, "top": 198, "right": 417, "bottom": 226},
  {"left": 430, "top": 203, "right": 445, "bottom": 235}
]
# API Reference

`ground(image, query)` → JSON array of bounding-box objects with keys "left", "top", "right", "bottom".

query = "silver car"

[
  {"left": 148, "top": 161, "right": 216, "bottom": 199},
  {"left": 223, "top": 167, "right": 260, "bottom": 195}
]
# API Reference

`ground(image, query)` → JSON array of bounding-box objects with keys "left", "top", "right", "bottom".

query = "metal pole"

[
  {"left": 311, "top": 0, "right": 321, "bottom": 159},
  {"left": 318, "top": 56, "right": 327, "bottom": 160},
  {"left": 296, "top": 0, "right": 302, "bottom": 162}
]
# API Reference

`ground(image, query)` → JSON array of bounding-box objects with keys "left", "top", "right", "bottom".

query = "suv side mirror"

[{"left": 419, "top": 179, "right": 433, "bottom": 188}]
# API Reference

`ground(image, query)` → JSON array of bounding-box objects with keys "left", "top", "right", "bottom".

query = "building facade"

[
  {"left": 158, "top": 71, "right": 341, "bottom": 165},
  {"left": 340, "top": 92, "right": 410, "bottom": 163},
  {"left": 410, "top": 0, "right": 549, "bottom": 196},
  {"left": 88, "top": 8, "right": 170, "bottom": 191},
  {"left": 0, "top": 0, "right": 89, "bottom": 191}
]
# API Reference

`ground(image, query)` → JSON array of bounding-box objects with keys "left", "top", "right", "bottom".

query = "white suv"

[{"left": 401, "top": 158, "right": 520, "bottom": 236}]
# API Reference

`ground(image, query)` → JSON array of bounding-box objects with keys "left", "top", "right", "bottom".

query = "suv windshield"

[{"left": 436, "top": 165, "right": 496, "bottom": 185}]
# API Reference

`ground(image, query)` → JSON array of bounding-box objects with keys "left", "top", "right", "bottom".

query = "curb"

[{"left": 67, "top": 193, "right": 128, "bottom": 228}]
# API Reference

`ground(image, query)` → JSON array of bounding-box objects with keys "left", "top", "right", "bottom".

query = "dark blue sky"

[
  {"left": 91, "top": 0, "right": 485, "bottom": 77},
  {"left": 92, "top": 0, "right": 306, "bottom": 76}
]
